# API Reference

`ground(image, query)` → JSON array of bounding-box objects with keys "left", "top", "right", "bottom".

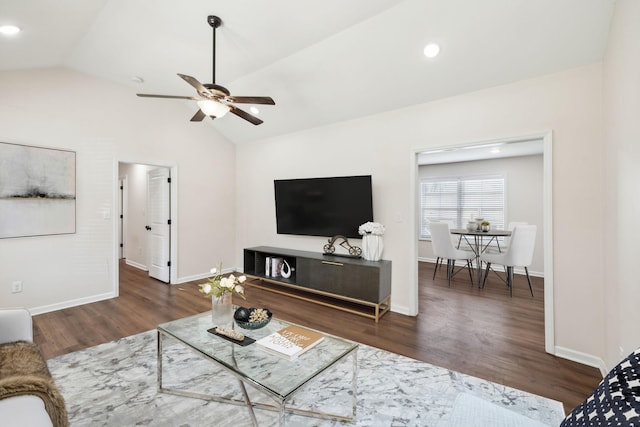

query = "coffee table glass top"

[{"left": 157, "top": 311, "right": 357, "bottom": 401}]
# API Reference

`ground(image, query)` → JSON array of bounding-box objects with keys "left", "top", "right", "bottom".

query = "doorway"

[
  {"left": 410, "top": 132, "right": 554, "bottom": 353},
  {"left": 117, "top": 162, "right": 176, "bottom": 284}
]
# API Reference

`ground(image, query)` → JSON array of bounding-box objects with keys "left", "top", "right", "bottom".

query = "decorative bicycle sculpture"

[{"left": 323, "top": 235, "right": 362, "bottom": 257}]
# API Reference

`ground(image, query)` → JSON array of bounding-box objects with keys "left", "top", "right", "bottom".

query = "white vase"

[
  {"left": 212, "top": 293, "right": 234, "bottom": 327},
  {"left": 362, "top": 234, "right": 383, "bottom": 261}
]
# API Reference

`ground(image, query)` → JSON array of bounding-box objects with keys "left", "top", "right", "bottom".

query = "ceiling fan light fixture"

[
  {"left": 197, "top": 99, "right": 230, "bottom": 117},
  {"left": 423, "top": 42, "right": 440, "bottom": 58}
]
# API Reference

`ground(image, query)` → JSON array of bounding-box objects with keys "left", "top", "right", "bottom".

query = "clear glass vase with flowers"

[{"left": 199, "top": 264, "right": 247, "bottom": 326}]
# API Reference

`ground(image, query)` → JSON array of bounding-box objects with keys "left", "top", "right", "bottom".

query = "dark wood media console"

[{"left": 243, "top": 246, "right": 392, "bottom": 322}]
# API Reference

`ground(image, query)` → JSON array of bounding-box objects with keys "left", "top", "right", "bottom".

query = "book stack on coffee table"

[{"left": 256, "top": 325, "right": 324, "bottom": 360}]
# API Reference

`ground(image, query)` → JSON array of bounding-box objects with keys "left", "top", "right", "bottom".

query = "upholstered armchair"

[{"left": 0, "top": 308, "right": 68, "bottom": 427}]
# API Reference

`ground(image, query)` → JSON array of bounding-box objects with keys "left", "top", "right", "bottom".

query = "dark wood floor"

[{"left": 33, "top": 260, "right": 601, "bottom": 414}]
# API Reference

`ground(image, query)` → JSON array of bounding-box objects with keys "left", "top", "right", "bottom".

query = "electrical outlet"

[
  {"left": 620, "top": 346, "right": 625, "bottom": 357},
  {"left": 11, "top": 281, "right": 22, "bottom": 293}
]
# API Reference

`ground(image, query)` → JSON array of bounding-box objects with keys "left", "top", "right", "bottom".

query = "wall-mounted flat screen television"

[{"left": 274, "top": 175, "right": 373, "bottom": 239}]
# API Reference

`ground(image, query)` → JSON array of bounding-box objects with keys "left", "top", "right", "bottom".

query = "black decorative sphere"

[{"left": 233, "top": 307, "right": 250, "bottom": 322}]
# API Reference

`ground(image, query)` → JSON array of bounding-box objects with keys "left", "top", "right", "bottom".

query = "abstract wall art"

[{"left": 0, "top": 142, "right": 76, "bottom": 239}]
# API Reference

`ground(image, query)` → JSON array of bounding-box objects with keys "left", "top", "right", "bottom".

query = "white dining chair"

[
  {"left": 442, "top": 219, "right": 473, "bottom": 251},
  {"left": 498, "top": 221, "right": 528, "bottom": 253},
  {"left": 484, "top": 221, "right": 528, "bottom": 254},
  {"left": 430, "top": 222, "right": 475, "bottom": 287},
  {"left": 479, "top": 224, "right": 537, "bottom": 297}
]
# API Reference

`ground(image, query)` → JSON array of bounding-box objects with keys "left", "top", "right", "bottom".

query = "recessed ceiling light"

[
  {"left": 0, "top": 25, "right": 21, "bottom": 36},
  {"left": 423, "top": 43, "right": 440, "bottom": 58},
  {"left": 250, "top": 106, "right": 260, "bottom": 115}
]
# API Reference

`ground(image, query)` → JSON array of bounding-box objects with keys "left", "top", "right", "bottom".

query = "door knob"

[{"left": 145, "top": 225, "right": 151, "bottom": 231}]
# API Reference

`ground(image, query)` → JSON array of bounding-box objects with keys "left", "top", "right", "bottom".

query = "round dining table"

[{"left": 449, "top": 228, "right": 512, "bottom": 287}]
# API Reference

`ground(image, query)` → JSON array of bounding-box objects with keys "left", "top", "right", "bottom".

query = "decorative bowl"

[{"left": 234, "top": 307, "right": 272, "bottom": 330}]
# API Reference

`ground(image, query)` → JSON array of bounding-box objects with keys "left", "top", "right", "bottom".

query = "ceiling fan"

[{"left": 136, "top": 15, "right": 275, "bottom": 125}]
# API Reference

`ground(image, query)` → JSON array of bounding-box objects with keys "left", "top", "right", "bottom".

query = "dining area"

[
  {"left": 417, "top": 152, "right": 544, "bottom": 298},
  {"left": 429, "top": 220, "right": 538, "bottom": 297}
]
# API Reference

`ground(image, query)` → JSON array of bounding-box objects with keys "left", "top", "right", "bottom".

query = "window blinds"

[{"left": 420, "top": 176, "right": 505, "bottom": 239}]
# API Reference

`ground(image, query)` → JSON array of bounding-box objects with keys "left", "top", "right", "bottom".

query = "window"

[{"left": 420, "top": 175, "right": 505, "bottom": 239}]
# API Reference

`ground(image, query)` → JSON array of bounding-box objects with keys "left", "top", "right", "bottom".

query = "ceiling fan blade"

[
  {"left": 229, "top": 106, "right": 263, "bottom": 125},
  {"left": 190, "top": 109, "right": 207, "bottom": 122},
  {"left": 227, "top": 96, "right": 275, "bottom": 105},
  {"left": 177, "top": 73, "right": 212, "bottom": 96},
  {"left": 137, "top": 94, "right": 199, "bottom": 100}
]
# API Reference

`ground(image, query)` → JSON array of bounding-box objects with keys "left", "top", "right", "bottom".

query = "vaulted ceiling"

[{"left": 0, "top": 0, "right": 614, "bottom": 144}]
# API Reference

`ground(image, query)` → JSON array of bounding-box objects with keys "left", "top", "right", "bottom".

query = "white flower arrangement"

[
  {"left": 358, "top": 221, "right": 385, "bottom": 236},
  {"left": 199, "top": 264, "right": 247, "bottom": 299}
]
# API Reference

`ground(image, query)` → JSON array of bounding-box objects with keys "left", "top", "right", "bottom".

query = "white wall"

[
  {"left": 418, "top": 154, "right": 544, "bottom": 274},
  {"left": 603, "top": 0, "right": 640, "bottom": 368},
  {"left": 0, "top": 68, "right": 237, "bottom": 313},
  {"left": 236, "top": 64, "right": 605, "bottom": 363}
]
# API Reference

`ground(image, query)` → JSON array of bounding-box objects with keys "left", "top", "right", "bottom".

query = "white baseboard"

[
  {"left": 29, "top": 292, "right": 116, "bottom": 316},
  {"left": 125, "top": 259, "right": 148, "bottom": 271},
  {"left": 175, "top": 266, "right": 240, "bottom": 285},
  {"left": 28, "top": 266, "right": 240, "bottom": 314},
  {"left": 390, "top": 303, "right": 411, "bottom": 316},
  {"left": 125, "top": 259, "right": 205, "bottom": 285},
  {"left": 176, "top": 272, "right": 210, "bottom": 285},
  {"left": 125, "top": 261, "right": 237, "bottom": 285},
  {"left": 554, "top": 346, "right": 607, "bottom": 377}
]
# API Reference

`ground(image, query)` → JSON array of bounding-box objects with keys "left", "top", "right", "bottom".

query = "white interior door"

[{"left": 147, "top": 168, "right": 171, "bottom": 282}]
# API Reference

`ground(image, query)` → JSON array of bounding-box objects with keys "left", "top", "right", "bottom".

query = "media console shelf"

[{"left": 243, "top": 246, "right": 392, "bottom": 322}]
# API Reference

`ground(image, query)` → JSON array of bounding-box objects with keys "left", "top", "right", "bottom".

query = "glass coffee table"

[{"left": 157, "top": 311, "right": 358, "bottom": 426}]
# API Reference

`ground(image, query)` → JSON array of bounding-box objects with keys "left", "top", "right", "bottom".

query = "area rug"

[
  {"left": 47, "top": 330, "right": 565, "bottom": 426},
  {"left": 441, "top": 393, "right": 552, "bottom": 427}
]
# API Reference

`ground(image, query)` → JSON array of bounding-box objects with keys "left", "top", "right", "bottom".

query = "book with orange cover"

[{"left": 256, "top": 325, "right": 324, "bottom": 360}]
